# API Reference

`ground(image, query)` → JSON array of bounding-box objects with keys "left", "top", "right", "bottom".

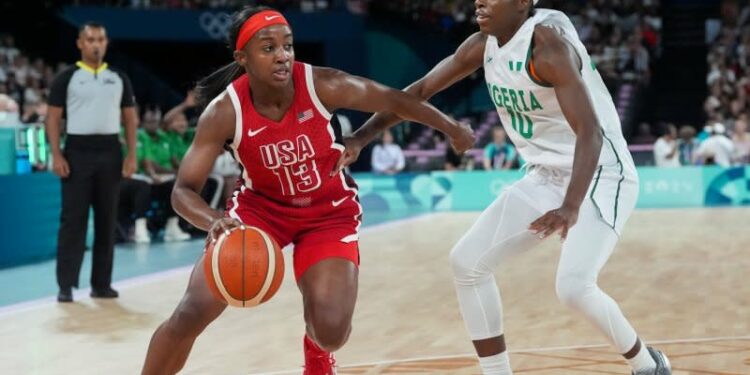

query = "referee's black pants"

[{"left": 56, "top": 134, "right": 122, "bottom": 291}]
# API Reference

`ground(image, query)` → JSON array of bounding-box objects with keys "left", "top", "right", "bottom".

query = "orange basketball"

[{"left": 204, "top": 226, "right": 284, "bottom": 307}]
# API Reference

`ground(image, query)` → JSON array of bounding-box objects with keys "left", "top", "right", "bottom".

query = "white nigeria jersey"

[{"left": 483, "top": 9, "right": 632, "bottom": 170}]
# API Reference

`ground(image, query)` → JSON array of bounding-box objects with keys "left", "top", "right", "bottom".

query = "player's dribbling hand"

[
  {"left": 528, "top": 204, "right": 579, "bottom": 241},
  {"left": 207, "top": 217, "right": 245, "bottom": 246},
  {"left": 449, "top": 122, "right": 476, "bottom": 154},
  {"left": 331, "top": 135, "right": 364, "bottom": 176},
  {"left": 52, "top": 153, "right": 70, "bottom": 178}
]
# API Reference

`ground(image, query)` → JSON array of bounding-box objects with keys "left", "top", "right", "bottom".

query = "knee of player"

[
  {"left": 314, "top": 328, "right": 351, "bottom": 352},
  {"left": 449, "top": 245, "right": 488, "bottom": 284},
  {"left": 555, "top": 272, "right": 598, "bottom": 308},
  {"left": 309, "top": 316, "right": 352, "bottom": 352},
  {"left": 449, "top": 244, "right": 473, "bottom": 274}
]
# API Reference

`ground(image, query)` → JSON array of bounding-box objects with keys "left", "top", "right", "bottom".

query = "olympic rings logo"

[{"left": 199, "top": 12, "right": 232, "bottom": 40}]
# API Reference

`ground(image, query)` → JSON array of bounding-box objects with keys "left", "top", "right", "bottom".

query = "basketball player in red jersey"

[{"left": 141, "top": 6, "right": 474, "bottom": 375}]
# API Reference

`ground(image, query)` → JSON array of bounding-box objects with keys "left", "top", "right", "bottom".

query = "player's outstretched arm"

[
  {"left": 172, "top": 93, "right": 242, "bottom": 240},
  {"left": 314, "top": 66, "right": 476, "bottom": 174},
  {"left": 332, "top": 32, "right": 486, "bottom": 171},
  {"left": 527, "top": 25, "right": 603, "bottom": 240},
  {"left": 314, "top": 66, "right": 472, "bottom": 143}
]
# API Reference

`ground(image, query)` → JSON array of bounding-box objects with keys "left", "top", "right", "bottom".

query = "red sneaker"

[{"left": 303, "top": 335, "right": 337, "bottom": 375}]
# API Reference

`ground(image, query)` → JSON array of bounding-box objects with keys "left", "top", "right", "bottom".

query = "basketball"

[{"left": 204, "top": 226, "right": 284, "bottom": 308}]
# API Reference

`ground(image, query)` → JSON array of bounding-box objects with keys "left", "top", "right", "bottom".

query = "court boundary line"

[
  {"left": 0, "top": 212, "right": 438, "bottom": 317},
  {"left": 0, "top": 265, "right": 194, "bottom": 317},
  {"left": 259, "top": 335, "right": 750, "bottom": 375}
]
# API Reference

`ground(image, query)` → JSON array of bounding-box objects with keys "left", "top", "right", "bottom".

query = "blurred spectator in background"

[
  {"left": 138, "top": 107, "right": 191, "bottom": 242},
  {"left": 696, "top": 123, "right": 735, "bottom": 167},
  {"left": 483, "top": 127, "right": 516, "bottom": 170},
  {"left": 371, "top": 130, "right": 405, "bottom": 175},
  {"left": 162, "top": 90, "right": 196, "bottom": 165},
  {"left": 12, "top": 55, "right": 31, "bottom": 88},
  {"left": 140, "top": 107, "right": 174, "bottom": 180},
  {"left": 653, "top": 123, "right": 680, "bottom": 167},
  {"left": 118, "top": 177, "right": 152, "bottom": 244},
  {"left": 0, "top": 33, "right": 61, "bottom": 130},
  {"left": 0, "top": 35, "right": 21, "bottom": 65},
  {"left": 678, "top": 125, "right": 699, "bottom": 166},
  {"left": 161, "top": 91, "right": 223, "bottom": 208},
  {"left": 619, "top": 34, "right": 651, "bottom": 84},
  {"left": 4, "top": 73, "right": 24, "bottom": 109},
  {"left": 703, "top": 83, "right": 723, "bottom": 117},
  {"left": 24, "top": 77, "right": 43, "bottom": 105},
  {"left": 21, "top": 99, "right": 47, "bottom": 124},
  {"left": 732, "top": 115, "right": 750, "bottom": 163},
  {"left": 211, "top": 151, "right": 241, "bottom": 210},
  {"left": 704, "top": 0, "right": 750, "bottom": 152},
  {"left": 0, "top": 93, "right": 20, "bottom": 126},
  {"left": 632, "top": 122, "right": 656, "bottom": 144},
  {"left": 697, "top": 123, "right": 714, "bottom": 142}
]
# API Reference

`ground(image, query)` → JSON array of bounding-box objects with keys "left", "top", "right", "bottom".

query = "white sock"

[
  {"left": 627, "top": 343, "right": 656, "bottom": 371},
  {"left": 478, "top": 352, "right": 512, "bottom": 375}
]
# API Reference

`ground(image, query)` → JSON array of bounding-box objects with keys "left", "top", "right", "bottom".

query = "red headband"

[{"left": 235, "top": 10, "right": 289, "bottom": 51}]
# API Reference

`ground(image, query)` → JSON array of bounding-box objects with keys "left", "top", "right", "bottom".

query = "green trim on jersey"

[
  {"left": 590, "top": 165, "right": 604, "bottom": 215},
  {"left": 525, "top": 38, "right": 553, "bottom": 88},
  {"left": 588, "top": 128, "right": 625, "bottom": 232},
  {"left": 602, "top": 130, "right": 625, "bottom": 229}
]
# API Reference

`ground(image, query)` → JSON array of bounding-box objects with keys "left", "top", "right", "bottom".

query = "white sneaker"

[
  {"left": 632, "top": 347, "right": 671, "bottom": 375},
  {"left": 134, "top": 218, "right": 151, "bottom": 244},
  {"left": 164, "top": 217, "right": 191, "bottom": 242}
]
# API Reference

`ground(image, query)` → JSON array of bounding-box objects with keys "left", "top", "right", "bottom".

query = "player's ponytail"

[
  {"left": 195, "top": 62, "right": 243, "bottom": 109},
  {"left": 195, "top": 5, "right": 274, "bottom": 109}
]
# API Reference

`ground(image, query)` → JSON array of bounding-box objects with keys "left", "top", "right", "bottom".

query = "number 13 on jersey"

[{"left": 260, "top": 134, "right": 322, "bottom": 196}]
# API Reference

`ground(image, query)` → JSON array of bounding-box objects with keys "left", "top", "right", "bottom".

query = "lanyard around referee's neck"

[{"left": 76, "top": 61, "right": 108, "bottom": 79}]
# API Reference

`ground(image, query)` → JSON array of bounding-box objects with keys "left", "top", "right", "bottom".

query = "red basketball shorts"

[{"left": 226, "top": 199, "right": 360, "bottom": 281}]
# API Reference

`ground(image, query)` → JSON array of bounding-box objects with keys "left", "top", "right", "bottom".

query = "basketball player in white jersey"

[{"left": 334, "top": 1, "right": 671, "bottom": 374}]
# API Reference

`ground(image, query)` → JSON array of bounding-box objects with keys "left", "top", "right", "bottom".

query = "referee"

[{"left": 45, "top": 22, "right": 139, "bottom": 303}]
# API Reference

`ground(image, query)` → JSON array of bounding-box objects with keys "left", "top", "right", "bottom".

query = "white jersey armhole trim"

[
  {"left": 338, "top": 172, "right": 361, "bottom": 243},
  {"left": 536, "top": 16, "right": 585, "bottom": 73},
  {"left": 224, "top": 84, "right": 254, "bottom": 191},
  {"left": 225, "top": 84, "right": 243, "bottom": 150},
  {"left": 304, "top": 63, "right": 333, "bottom": 120}
]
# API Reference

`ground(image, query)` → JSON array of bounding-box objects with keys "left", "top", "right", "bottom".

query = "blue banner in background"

[
  {"left": 636, "top": 167, "right": 705, "bottom": 208},
  {"left": 0, "top": 173, "right": 60, "bottom": 268},
  {"left": 355, "top": 173, "right": 432, "bottom": 213},
  {"left": 0, "top": 166, "right": 747, "bottom": 268},
  {"left": 431, "top": 170, "right": 525, "bottom": 211},
  {"left": 703, "top": 166, "right": 750, "bottom": 206},
  {"left": 352, "top": 166, "right": 750, "bottom": 214}
]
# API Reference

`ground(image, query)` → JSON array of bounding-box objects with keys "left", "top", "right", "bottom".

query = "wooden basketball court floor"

[{"left": 1, "top": 207, "right": 748, "bottom": 374}]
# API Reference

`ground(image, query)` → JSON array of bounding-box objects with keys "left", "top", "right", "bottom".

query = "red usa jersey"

[{"left": 225, "top": 62, "right": 361, "bottom": 227}]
